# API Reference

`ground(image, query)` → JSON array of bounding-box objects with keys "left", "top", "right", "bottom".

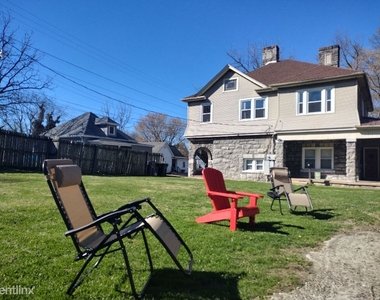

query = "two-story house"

[{"left": 182, "top": 45, "right": 380, "bottom": 182}]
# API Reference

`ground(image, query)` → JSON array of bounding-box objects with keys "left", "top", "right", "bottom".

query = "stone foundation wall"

[
  {"left": 189, "top": 136, "right": 272, "bottom": 181},
  {"left": 189, "top": 138, "right": 357, "bottom": 182}
]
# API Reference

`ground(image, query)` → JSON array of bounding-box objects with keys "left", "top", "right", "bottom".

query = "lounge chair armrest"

[
  {"left": 114, "top": 197, "right": 150, "bottom": 212},
  {"left": 294, "top": 186, "right": 308, "bottom": 192},
  {"left": 65, "top": 207, "right": 137, "bottom": 237},
  {"left": 97, "top": 197, "right": 150, "bottom": 219},
  {"left": 270, "top": 184, "right": 284, "bottom": 193}
]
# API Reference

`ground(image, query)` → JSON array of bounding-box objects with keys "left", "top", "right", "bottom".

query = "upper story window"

[
  {"left": 240, "top": 97, "right": 268, "bottom": 120},
  {"left": 223, "top": 78, "right": 238, "bottom": 91},
  {"left": 297, "top": 87, "right": 334, "bottom": 115},
  {"left": 201, "top": 103, "right": 212, "bottom": 123},
  {"left": 303, "top": 147, "right": 333, "bottom": 169}
]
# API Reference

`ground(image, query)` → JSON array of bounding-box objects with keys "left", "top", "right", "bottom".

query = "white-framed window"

[
  {"left": 240, "top": 97, "right": 268, "bottom": 120},
  {"left": 302, "top": 147, "right": 334, "bottom": 169},
  {"left": 223, "top": 78, "right": 238, "bottom": 91},
  {"left": 243, "top": 159, "right": 264, "bottom": 172},
  {"left": 297, "top": 87, "right": 334, "bottom": 115},
  {"left": 201, "top": 103, "right": 212, "bottom": 123},
  {"left": 108, "top": 126, "right": 116, "bottom": 136}
]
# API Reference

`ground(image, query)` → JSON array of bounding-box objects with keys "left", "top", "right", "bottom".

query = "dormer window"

[
  {"left": 223, "top": 78, "right": 237, "bottom": 91},
  {"left": 95, "top": 116, "right": 119, "bottom": 137},
  {"left": 108, "top": 125, "right": 116, "bottom": 136}
]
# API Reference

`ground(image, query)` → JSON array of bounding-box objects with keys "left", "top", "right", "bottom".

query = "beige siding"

[
  {"left": 275, "top": 80, "right": 360, "bottom": 132},
  {"left": 184, "top": 70, "right": 277, "bottom": 137},
  {"left": 184, "top": 72, "right": 362, "bottom": 138}
]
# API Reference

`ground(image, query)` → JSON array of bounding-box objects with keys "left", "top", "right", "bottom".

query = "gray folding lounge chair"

[
  {"left": 43, "top": 159, "right": 193, "bottom": 299},
  {"left": 267, "top": 167, "right": 313, "bottom": 214}
]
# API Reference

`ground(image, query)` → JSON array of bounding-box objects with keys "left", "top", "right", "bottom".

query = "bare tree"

[
  {"left": 335, "top": 29, "right": 380, "bottom": 115},
  {"left": 0, "top": 12, "right": 51, "bottom": 118},
  {"left": 30, "top": 101, "right": 61, "bottom": 136},
  {"left": 101, "top": 100, "right": 131, "bottom": 132},
  {"left": 1, "top": 92, "right": 62, "bottom": 134},
  {"left": 334, "top": 31, "right": 366, "bottom": 70},
  {"left": 227, "top": 41, "right": 294, "bottom": 72},
  {"left": 134, "top": 113, "right": 186, "bottom": 145},
  {"left": 227, "top": 44, "right": 263, "bottom": 73}
]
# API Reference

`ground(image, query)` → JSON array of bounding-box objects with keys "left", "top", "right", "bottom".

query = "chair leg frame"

[
  {"left": 270, "top": 197, "right": 284, "bottom": 215},
  {"left": 270, "top": 194, "right": 313, "bottom": 215},
  {"left": 67, "top": 227, "right": 154, "bottom": 299}
]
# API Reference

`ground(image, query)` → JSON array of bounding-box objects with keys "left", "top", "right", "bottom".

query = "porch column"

[
  {"left": 275, "top": 139, "right": 284, "bottom": 167},
  {"left": 188, "top": 142, "right": 196, "bottom": 177},
  {"left": 346, "top": 139, "right": 357, "bottom": 181}
]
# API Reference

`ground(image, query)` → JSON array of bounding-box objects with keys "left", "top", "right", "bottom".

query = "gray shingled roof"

[
  {"left": 41, "top": 112, "right": 136, "bottom": 143},
  {"left": 360, "top": 117, "right": 380, "bottom": 126},
  {"left": 169, "top": 145, "right": 185, "bottom": 158}
]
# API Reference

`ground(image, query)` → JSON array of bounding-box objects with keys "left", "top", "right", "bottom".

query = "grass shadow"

[
  {"left": 291, "top": 208, "right": 337, "bottom": 220},
  {"left": 240, "top": 221, "right": 305, "bottom": 234},
  {"left": 116, "top": 268, "right": 243, "bottom": 300},
  {"left": 206, "top": 220, "right": 305, "bottom": 235}
]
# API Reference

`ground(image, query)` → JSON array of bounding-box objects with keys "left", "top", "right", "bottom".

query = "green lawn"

[{"left": 0, "top": 171, "right": 379, "bottom": 299}]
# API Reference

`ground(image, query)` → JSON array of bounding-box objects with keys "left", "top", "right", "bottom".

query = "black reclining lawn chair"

[
  {"left": 267, "top": 167, "right": 313, "bottom": 214},
  {"left": 43, "top": 159, "right": 193, "bottom": 299}
]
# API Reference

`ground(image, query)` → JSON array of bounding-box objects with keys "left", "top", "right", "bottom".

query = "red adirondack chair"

[{"left": 196, "top": 167, "right": 263, "bottom": 231}]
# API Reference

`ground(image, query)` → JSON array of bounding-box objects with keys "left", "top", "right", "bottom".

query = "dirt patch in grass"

[{"left": 270, "top": 229, "right": 380, "bottom": 299}]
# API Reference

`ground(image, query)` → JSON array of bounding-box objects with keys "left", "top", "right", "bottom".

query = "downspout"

[{"left": 270, "top": 91, "right": 282, "bottom": 155}]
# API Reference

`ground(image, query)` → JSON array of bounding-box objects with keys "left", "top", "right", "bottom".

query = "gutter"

[{"left": 256, "top": 72, "right": 366, "bottom": 93}]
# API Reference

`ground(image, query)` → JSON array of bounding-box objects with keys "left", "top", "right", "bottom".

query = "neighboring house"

[
  {"left": 41, "top": 112, "right": 153, "bottom": 153},
  {"left": 150, "top": 142, "right": 188, "bottom": 173},
  {"left": 182, "top": 45, "right": 380, "bottom": 182},
  {"left": 169, "top": 145, "right": 188, "bottom": 174}
]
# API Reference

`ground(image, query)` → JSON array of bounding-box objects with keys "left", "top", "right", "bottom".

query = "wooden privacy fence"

[
  {"left": 0, "top": 130, "right": 52, "bottom": 170},
  {"left": 57, "top": 140, "right": 161, "bottom": 175},
  {"left": 0, "top": 130, "right": 162, "bottom": 175}
]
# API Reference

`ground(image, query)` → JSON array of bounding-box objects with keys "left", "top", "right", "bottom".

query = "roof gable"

[
  {"left": 95, "top": 116, "right": 119, "bottom": 126},
  {"left": 182, "top": 64, "right": 266, "bottom": 102},
  {"left": 150, "top": 142, "right": 167, "bottom": 153}
]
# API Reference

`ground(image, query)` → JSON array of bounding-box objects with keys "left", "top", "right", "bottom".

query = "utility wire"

[
  {"left": 4, "top": 5, "right": 273, "bottom": 131},
  {"left": 3, "top": 0, "right": 186, "bottom": 96}
]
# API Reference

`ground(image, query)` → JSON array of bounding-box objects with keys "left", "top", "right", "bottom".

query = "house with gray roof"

[
  {"left": 182, "top": 45, "right": 380, "bottom": 182},
  {"left": 41, "top": 112, "right": 153, "bottom": 153}
]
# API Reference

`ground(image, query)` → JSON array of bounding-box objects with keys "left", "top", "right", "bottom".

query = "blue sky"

[{"left": 2, "top": 0, "right": 379, "bottom": 132}]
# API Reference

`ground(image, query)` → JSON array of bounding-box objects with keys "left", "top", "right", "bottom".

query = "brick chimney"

[
  {"left": 262, "top": 45, "right": 279, "bottom": 65},
  {"left": 318, "top": 45, "right": 340, "bottom": 67}
]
